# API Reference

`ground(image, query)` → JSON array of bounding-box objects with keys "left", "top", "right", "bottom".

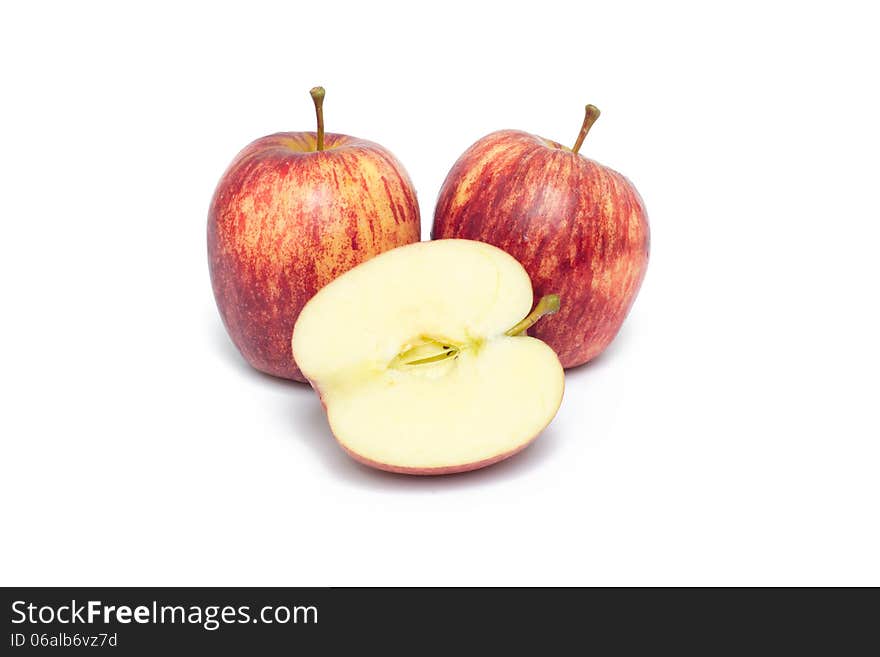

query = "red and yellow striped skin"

[
  {"left": 208, "top": 132, "right": 420, "bottom": 381},
  {"left": 432, "top": 130, "right": 649, "bottom": 368}
]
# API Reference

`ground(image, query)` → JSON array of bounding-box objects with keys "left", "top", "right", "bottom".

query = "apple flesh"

[
  {"left": 292, "top": 239, "right": 564, "bottom": 475},
  {"left": 432, "top": 105, "right": 649, "bottom": 368},
  {"left": 208, "top": 88, "right": 420, "bottom": 381}
]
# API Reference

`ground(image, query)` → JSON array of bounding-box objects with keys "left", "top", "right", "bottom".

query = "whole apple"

[
  {"left": 208, "top": 87, "right": 420, "bottom": 381},
  {"left": 432, "top": 105, "right": 649, "bottom": 368}
]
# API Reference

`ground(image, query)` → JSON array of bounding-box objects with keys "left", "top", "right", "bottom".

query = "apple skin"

[
  {"left": 340, "top": 440, "right": 535, "bottom": 475},
  {"left": 432, "top": 129, "right": 649, "bottom": 368},
  {"left": 208, "top": 131, "right": 420, "bottom": 381}
]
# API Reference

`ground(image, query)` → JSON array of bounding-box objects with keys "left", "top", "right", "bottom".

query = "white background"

[{"left": 2, "top": 1, "right": 878, "bottom": 586}]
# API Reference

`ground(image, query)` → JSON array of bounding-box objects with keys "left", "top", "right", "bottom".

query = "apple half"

[{"left": 292, "top": 239, "right": 565, "bottom": 475}]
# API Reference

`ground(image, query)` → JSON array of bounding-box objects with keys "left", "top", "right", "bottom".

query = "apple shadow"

[
  {"left": 560, "top": 322, "right": 634, "bottom": 381},
  {"left": 209, "top": 317, "right": 303, "bottom": 389},
  {"left": 210, "top": 316, "right": 561, "bottom": 489}
]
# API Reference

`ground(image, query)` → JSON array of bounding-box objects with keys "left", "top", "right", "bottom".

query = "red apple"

[
  {"left": 208, "top": 87, "right": 420, "bottom": 381},
  {"left": 432, "top": 105, "right": 649, "bottom": 368}
]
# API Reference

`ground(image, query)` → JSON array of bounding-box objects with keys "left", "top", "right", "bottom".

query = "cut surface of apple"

[{"left": 292, "top": 239, "right": 564, "bottom": 475}]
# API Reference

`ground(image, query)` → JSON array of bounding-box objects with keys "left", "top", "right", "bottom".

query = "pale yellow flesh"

[{"left": 292, "top": 240, "right": 564, "bottom": 471}]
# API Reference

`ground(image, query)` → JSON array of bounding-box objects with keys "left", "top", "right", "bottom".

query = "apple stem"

[
  {"left": 505, "top": 294, "right": 561, "bottom": 337},
  {"left": 310, "top": 86, "right": 326, "bottom": 151},
  {"left": 571, "top": 104, "right": 600, "bottom": 155}
]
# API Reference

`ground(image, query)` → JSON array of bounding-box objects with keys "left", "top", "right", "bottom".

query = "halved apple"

[{"left": 292, "top": 239, "right": 564, "bottom": 474}]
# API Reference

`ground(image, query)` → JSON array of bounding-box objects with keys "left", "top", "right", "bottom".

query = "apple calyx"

[
  {"left": 571, "top": 104, "right": 600, "bottom": 155},
  {"left": 389, "top": 294, "right": 560, "bottom": 370},
  {"left": 309, "top": 86, "right": 326, "bottom": 151}
]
